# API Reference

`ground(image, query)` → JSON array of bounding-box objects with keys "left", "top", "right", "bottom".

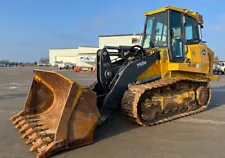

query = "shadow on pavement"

[
  {"left": 50, "top": 110, "right": 139, "bottom": 157},
  {"left": 94, "top": 110, "right": 139, "bottom": 141}
]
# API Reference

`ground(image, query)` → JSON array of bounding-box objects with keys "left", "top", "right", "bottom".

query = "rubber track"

[{"left": 121, "top": 78, "right": 211, "bottom": 126}]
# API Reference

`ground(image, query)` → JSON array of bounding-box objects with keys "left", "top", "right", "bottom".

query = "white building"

[
  {"left": 49, "top": 33, "right": 141, "bottom": 66},
  {"left": 49, "top": 48, "right": 77, "bottom": 65},
  {"left": 98, "top": 33, "right": 141, "bottom": 48}
]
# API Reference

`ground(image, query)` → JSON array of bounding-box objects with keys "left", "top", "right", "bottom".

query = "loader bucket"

[{"left": 10, "top": 69, "right": 100, "bottom": 158}]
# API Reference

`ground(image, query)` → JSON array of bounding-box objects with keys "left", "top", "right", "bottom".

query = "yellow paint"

[
  {"left": 55, "top": 72, "right": 73, "bottom": 83},
  {"left": 173, "top": 91, "right": 195, "bottom": 104},
  {"left": 136, "top": 48, "right": 169, "bottom": 81},
  {"left": 69, "top": 86, "right": 82, "bottom": 119},
  {"left": 135, "top": 42, "right": 218, "bottom": 83},
  {"left": 185, "top": 44, "right": 210, "bottom": 74},
  {"left": 158, "top": 48, "right": 170, "bottom": 78},
  {"left": 26, "top": 75, "right": 57, "bottom": 112},
  {"left": 170, "top": 71, "right": 207, "bottom": 81},
  {"left": 152, "top": 90, "right": 195, "bottom": 110},
  {"left": 145, "top": 6, "right": 203, "bottom": 24},
  {"left": 207, "top": 47, "right": 215, "bottom": 75},
  {"left": 210, "top": 75, "right": 220, "bottom": 81},
  {"left": 34, "top": 75, "right": 55, "bottom": 93},
  {"left": 33, "top": 69, "right": 82, "bottom": 87},
  {"left": 136, "top": 61, "right": 161, "bottom": 81},
  {"left": 55, "top": 82, "right": 82, "bottom": 140}
]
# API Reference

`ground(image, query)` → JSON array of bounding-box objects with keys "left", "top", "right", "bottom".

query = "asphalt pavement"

[{"left": 1, "top": 67, "right": 225, "bottom": 158}]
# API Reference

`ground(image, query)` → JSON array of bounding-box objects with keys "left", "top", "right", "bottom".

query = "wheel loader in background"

[{"left": 10, "top": 6, "right": 220, "bottom": 158}]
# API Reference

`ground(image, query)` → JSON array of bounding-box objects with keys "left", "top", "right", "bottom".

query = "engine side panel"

[
  {"left": 136, "top": 44, "right": 218, "bottom": 82},
  {"left": 185, "top": 43, "right": 210, "bottom": 74}
]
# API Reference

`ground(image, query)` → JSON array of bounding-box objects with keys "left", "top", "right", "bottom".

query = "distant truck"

[
  {"left": 37, "top": 63, "right": 51, "bottom": 67},
  {"left": 214, "top": 62, "right": 225, "bottom": 74},
  {"left": 75, "top": 57, "right": 95, "bottom": 71},
  {"left": 58, "top": 62, "right": 75, "bottom": 70},
  {"left": 52, "top": 61, "right": 63, "bottom": 67},
  {"left": 0, "top": 63, "right": 6, "bottom": 67}
]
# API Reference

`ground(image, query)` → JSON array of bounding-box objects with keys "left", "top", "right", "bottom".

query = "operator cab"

[{"left": 141, "top": 7, "right": 204, "bottom": 62}]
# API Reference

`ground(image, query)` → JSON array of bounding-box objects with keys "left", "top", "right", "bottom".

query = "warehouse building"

[
  {"left": 49, "top": 33, "right": 141, "bottom": 66},
  {"left": 98, "top": 33, "right": 141, "bottom": 48}
]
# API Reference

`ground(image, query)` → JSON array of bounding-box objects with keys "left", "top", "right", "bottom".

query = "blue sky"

[{"left": 0, "top": 0, "right": 224, "bottom": 62}]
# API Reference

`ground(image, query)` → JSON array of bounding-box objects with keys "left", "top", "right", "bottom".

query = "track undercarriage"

[{"left": 121, "top": 78, "right": 211, "bottom": 126}]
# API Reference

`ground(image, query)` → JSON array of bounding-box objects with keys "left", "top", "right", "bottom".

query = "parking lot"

[{"left": 1, "top": 67, "right": 225, "bottom": 158}]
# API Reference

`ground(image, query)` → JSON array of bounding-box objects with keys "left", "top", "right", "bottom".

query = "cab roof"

[{"left": 145, "top": 6, "right": 203, "bottom": 24}]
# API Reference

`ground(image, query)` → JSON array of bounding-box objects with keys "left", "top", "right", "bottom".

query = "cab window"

[{"left": 184, "top": 15, "right": 200, "bottom": 44}]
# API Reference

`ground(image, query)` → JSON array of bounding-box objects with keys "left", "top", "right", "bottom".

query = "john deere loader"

[{"left": 10, "top": 6, "right": 220, "bottom": 158}]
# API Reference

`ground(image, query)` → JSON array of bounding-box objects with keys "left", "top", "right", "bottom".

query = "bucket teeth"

[
  {"left": 15, "top": 119, "right": 39, "bottom": 129},
  {"left": 13, "top": 116, "right": 23, "bottom": 124},
  {"left": 10, "top": 110, "right": 28, "bottom": 121},
  {"left": 30, "top": 137, "right": 53, "bottom": 152},
  {"left": 15, "top": 120, "right": 26, "bottom": 128},
  {"left": 30, "top": 141, "right": 44, "bottom": 152},
  {"left": 21, "top": 128, "right": 37, "bottom": 138},
  {"left": 37, "top": 144, "right": 49, "bottom": 153},
  {"left": 13, "top": 115, "right": 37, "bottom": 126},
  {"left": 26, "top": 137, "right": 37, "bottom": 145},
  {"left": 19, "top": 124, "right": 32, "bottom": 133},
  {"left": 19, "top": 123, "right": 41, "bottom": 133},
  {"left": 36, "top": 141, "right": 56, "bottom": 158},
  {"left": 30, "top": 144, "right": 39, "bottom": 152},
  {"left": 26, "top": 133, "right": 39, "bottom": 144},
  {"left": 25, "top": 131, "right": 49, "bottom": 144},
  {"left": 22, "top": 127, "right": 43, "bottom": 139},
  {"left": 10, "top": 115, "right": 18, "bottom": 121},
  {"left": 36, "top": 150, "right": 47, "bottom": 158},
  {"left": 19, "top": 127, "right": 27, "bottom": 134}
]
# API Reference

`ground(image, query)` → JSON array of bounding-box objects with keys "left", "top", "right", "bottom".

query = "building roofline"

[
  {"left": 99, "top": 33, "right": 142, "bottom": 37},
  {"left": 49, "top": 48, "right": 78, "bottom": 50},
  {"left": 49, "top": 46, "right": 99, "bottom": 50},
  {"left": 78, "top": 46, "right": 99, "bottom": 48}
]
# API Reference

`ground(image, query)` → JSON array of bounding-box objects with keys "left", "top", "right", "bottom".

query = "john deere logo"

[{"left": 202, "top": 49, "right": 206, "bottom": 55}]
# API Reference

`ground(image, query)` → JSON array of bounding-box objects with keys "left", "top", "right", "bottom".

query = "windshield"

[{"left": 142, "top": 11, "right": 168, "bottom": 49}]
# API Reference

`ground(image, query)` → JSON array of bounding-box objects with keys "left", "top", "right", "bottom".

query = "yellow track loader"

[{"left": 10, "top": 6, "right": 220, "bottom": 158}]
